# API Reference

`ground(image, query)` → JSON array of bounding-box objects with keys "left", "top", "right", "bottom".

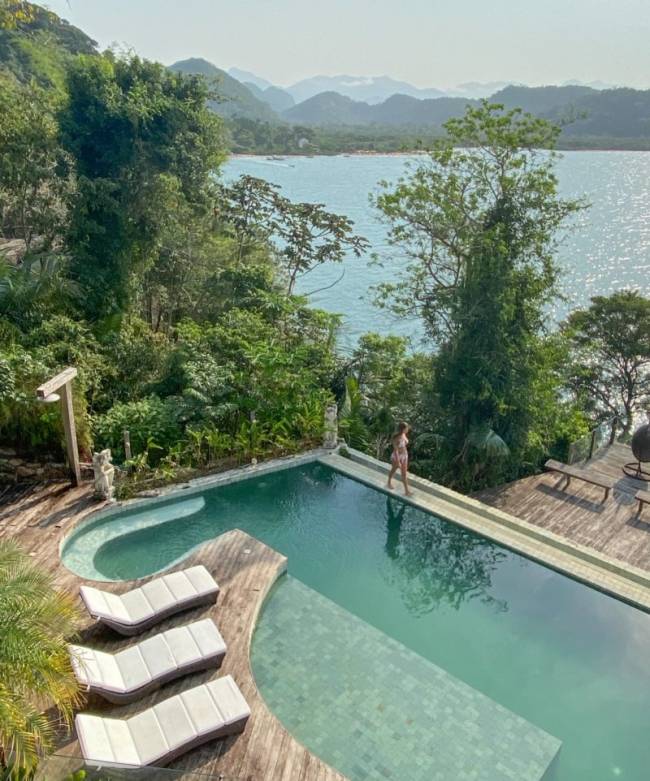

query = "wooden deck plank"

[
  {"left": 0, "top": 480, "right": 345, "bottom": 781},
  {"left": 476, "top": 444, "right": 650, "bottom": 572}
]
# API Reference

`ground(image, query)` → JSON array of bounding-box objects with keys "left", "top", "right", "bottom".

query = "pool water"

[{"left": 63, "top": 463, "right": 650, "bottom": 780}]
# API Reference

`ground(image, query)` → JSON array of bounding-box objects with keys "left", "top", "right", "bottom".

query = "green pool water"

[{"left": 63, "top": 463, "right": 650, "bottom": 780}]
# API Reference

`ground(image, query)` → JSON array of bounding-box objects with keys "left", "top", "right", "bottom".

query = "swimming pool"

[{"left": 62, "top": 462, "right": 650, "bottom": 780}]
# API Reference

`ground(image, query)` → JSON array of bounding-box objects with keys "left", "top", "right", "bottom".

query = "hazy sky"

[{"left": 44, "top": 0, "right": 650, "bottom": 89}]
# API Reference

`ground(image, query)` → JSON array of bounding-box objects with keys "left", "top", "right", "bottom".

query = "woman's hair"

[{"left": 392, "top": 422, "right": 409, "bottom": 447}]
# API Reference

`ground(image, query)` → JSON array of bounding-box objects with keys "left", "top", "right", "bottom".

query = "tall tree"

[
  {"left": 375, "top": 102, "right": 585, "bottom": 489},
  {"left": 0, "top": 75, "right": 68, "bottom": 251},
  {"left": 59, "top": 54, "right": 227, "bottom": 319},
  {"left": 563, "top": 290, "right": 650, "bottom": 432}
]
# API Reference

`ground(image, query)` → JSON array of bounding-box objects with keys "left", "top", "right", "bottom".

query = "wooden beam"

[
  {"left": 60, "top": 381, "right": 81, "bottom": 486},
  {"left": 36, "top": 367, "right": 78, "bottom": 399}
]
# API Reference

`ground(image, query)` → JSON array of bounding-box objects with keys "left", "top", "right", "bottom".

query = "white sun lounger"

[
  {"left": 79, "top": 566, "right": 219, "bottom": 636},
  {"left": 75, "top": 675, "right": 251, "bottom": 768},
  {"left": 69, "top": 618, "right": 227, "bottom": 704}
]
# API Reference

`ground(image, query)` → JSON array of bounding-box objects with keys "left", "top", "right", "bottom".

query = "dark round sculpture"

[
  {"left": 624, "top": 422, "right": 650, "bottom": 479},
  {"left": 631, "top": 423, "right": 650, "bottom": 462}
]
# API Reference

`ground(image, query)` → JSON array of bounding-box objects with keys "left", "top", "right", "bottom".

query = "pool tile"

[{"left": 253, "top": 576, "right": 561, "bottom": 781}]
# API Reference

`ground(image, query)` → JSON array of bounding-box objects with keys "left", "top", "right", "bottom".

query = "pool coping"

[
  {"left": 323, "top": 448, "right": 650, "bottom": 611},
  {"left": 60, "top": 443, "right": 650, "bottom": 610}
]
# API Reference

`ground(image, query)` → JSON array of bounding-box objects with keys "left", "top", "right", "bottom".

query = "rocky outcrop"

[{"left": 0, "top": 447, "right": 69, "bottom": 483}]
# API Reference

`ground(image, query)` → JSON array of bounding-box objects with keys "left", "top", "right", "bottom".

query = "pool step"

[{"left": 253, "top": 576, "right": 561, "bottom": 781}]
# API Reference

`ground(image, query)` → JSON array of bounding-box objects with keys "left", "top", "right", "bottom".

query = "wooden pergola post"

[{"left": 36, "top": 367, "right": 81, "bottom": 486}]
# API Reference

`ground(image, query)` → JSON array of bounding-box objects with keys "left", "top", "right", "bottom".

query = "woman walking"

[{"left": 387, "top": 422, "right": 411, "bottom": 496}]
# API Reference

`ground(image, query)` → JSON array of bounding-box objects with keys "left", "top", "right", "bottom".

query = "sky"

[{"left": 44, "top": 0, "right": 650, "bottom": 89}]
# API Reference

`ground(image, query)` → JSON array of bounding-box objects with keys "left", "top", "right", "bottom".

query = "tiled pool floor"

[{"left": 252, "top": 576, "right": 561, "bottom": 781}]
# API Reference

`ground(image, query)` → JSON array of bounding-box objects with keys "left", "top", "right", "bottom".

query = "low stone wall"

[{"left": 0, "top": 447, "right": 70, "bottom": 483}]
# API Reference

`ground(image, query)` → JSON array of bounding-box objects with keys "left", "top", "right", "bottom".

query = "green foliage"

[
  {"left": 375, "top": 102, "right": 586, "bottom": 489},
  {"left": 0, "top": 256, "right": 73, "bottom": 332},
  {"left": 338, "top": 334, "right": 431, "bottom": 459},
  {"left": 93, "top": 397, "right": 181, "bottom": 462},
  {"left": 1, "top": 4, "right": 640, "bottom": 508},
  {"left": 216, "top": 175, "right": 368, "bottom": 294},
  {"left": 59, "top": 53, "right": 227, "bottom": 319},
  {"left": 0, "top": 341, "right": 91, "bottom": 457},
  {"left": 562, "top": 290, "right": 650, "bottom": 430},
  {"left": 0, "top": 541, "right": 82, "bottom": 775},
  {"left": 0, "top": 74, "right": 69, "bottom": 248}
]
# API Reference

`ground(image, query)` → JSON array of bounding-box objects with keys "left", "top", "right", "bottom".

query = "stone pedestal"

[{"left": 323, "top": 403, "right": 338, "bottom": 449}]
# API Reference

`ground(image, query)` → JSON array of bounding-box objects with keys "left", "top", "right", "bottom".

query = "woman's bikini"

[{"left": 391, "top": 433, "right": 409, "bottom": 466}]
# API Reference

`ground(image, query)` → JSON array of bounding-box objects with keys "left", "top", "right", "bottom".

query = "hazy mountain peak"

[
  {"left": 228, "top": 67, "right": 273, "bottom": 90},
  {"left": 169, "top": 59, "right": 280, "bottom": 123},
  {"left": 286, "top": 73, "right": 446, "bottom": 104}
]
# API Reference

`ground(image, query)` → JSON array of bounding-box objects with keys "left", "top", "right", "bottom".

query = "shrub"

[
  {"left": 0, "top": 344, "right": 92, "bottom": 458},
  {"left": 92, "top": 396, "right": 181, "bottom": 462}
]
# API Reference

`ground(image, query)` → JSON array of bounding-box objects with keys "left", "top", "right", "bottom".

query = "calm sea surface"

[{"left": 223, "top": 152, "right": 650, "bottom": 349}]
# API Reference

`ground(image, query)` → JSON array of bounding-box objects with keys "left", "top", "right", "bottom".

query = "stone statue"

[
  {"left": 93, "top": 449, "right": 115, "bottom": 501},
  {"left": 323, "top": 403, "right": 338, "bottom": 449}
]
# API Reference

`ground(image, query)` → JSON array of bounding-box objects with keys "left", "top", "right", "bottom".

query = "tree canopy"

[
  {"left": 563, "top": 290, "right": 650, "bottom": 431},
  {"left": 375, "top": 102, "right": 586, "bottom": 488}
]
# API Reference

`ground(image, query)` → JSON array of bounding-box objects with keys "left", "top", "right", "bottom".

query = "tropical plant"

[
  {"left": 562, "top": 290, "right": 650, "bottom": 432},
  {"left": 59, "top": 53, "right": 227, "bottom": 319},
  {"left": 216, "top": 175, "right": 369, "bottom": 294},
  {"left": 374, "top": 102, "right": 586, "bottom": 489},
  {"left": 0, "top": 256, "right": 73, "bottom": 333},
  {"left": 93, "top": 397, "right": 181, "bottom": 462},
  {"left": 0, "top": 541, "right": 82, "bottom": 776}
]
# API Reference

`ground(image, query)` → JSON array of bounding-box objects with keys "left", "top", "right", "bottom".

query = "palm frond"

[{"left": 0, "top": 543, "right": 82, "bottom": 772}]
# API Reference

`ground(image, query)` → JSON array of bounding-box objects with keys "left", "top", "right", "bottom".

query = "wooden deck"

[
  {"left": 476, "top": 443, "right": 650, "bottom": 572},
  {"left": 0, "top": 480, "right": 346, "bottom": 781}
]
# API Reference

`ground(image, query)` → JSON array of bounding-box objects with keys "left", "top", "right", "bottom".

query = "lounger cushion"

[
  {"left": 80, "top": 588, "right": 130, "bottom": 623},
  {"left": 188, "top": 619, "right": 224, "bottom": 657},
  {"left": 69, "top": 619, "right": 226, "bottom": 697},
  {"left": 163, "top": 571, "right": 197, "bottom": 602},
  {"left": 141, "top": 579, "right": 176, "bottom": 613},
  {"left": 164, "top": 627, "right": 201, "bottom": 667},
  {"left": 79, "top": 566, "right": 219, "bottom": 630},
  {"left": 137, "top": 635, "right": 176, "bottom": 679},
  {"left": 128, "top": 709, "right": 168, "bottom": 766},
  {"left": 179, "top": 685, "right": 223, "bottom": 736},
  {"left": 75, "top": 675, "right": 250, "bottom": 768},
  {"left": 207, "top": 676, "right": 251, "bottom": 726},
  {"left": 185, "top": 565, "right": 219, "bottom": 594},
  {"left": 120, "top": 590, "right": 155, "bottom": 624},
  {"left": 115, "top": 646, "right": 150, "bottom": 691},
  {"left": 154, "top": 696, "right": 195, "bottom": 751},
  {"left": 76, "top": 714, "right": 140, "bottom": 767}
]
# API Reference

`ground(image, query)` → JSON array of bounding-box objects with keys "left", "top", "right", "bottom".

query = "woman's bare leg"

[
  {"left": 387, "top": 462, "right": 398, "bottom": 488},
  {"left": 400, "top": 461, "right": 411, "bottom": 495}
]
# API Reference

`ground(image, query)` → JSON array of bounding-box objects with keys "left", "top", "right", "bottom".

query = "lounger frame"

[
  {"left": 80, "top": 566, "right": 220, "bottom": 636},
  {"left": 73, "top": 649, "right": 226, "bottom": 705},
  {"left": 75, "top": 675, "right": 250, "bottom": 769},
  {"left": 92, "top": 591, "right": 219, "bottom": 636}
]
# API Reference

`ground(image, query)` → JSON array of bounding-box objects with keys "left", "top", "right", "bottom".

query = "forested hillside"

[
  {"left": 169, "top": 57, "right": 279, "bottom": 123},
  {"left": 1, "top": 1, "right": 649, "bottom": 501}
]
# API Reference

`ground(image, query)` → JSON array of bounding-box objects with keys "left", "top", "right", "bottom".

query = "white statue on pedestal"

[
  {"left": 93, "top": 449, "right": 115, "bottom": 501},
  {"left": 323, "top": 403, "right": 338, "bottom": 449}
]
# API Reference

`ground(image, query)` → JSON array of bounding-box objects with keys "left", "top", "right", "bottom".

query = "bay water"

[{"left": 224, "top": 152, "right": 650, "bottom": 349}]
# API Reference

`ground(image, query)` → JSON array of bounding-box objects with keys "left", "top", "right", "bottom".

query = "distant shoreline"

[{"left": 230, "top": 146, "right": 650, "bottom": 159}]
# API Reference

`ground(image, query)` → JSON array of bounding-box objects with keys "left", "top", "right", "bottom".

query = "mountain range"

[
  {"left": 2, "top": 4, "right": 646, "bottom": 156},
  {"left": 167, "top": 59, "right": 650, "bottom": 143},
  {"left": 227, "top": 68, "right": 618, "bottom": 104}
]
